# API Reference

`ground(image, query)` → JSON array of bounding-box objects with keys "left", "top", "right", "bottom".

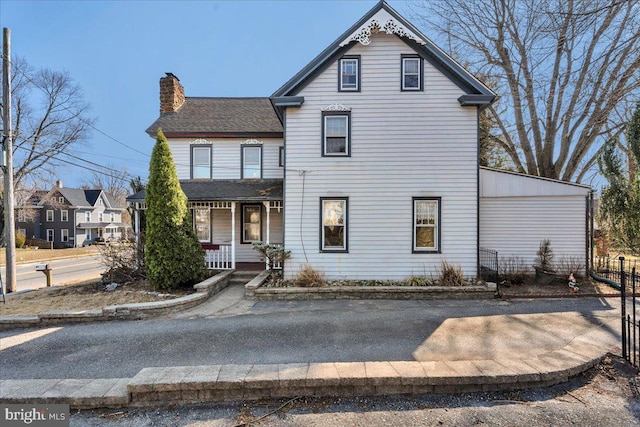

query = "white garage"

[{"left": 479, "top": 167, "right": 593, "bottom": 274}]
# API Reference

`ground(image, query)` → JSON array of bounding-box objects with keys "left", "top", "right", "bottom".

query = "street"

[
  {"left": 0, "top": 297, "right": 621, "bottom": 380},
  {"left": 1, "top": 256, "right": 104, "bottom": 292}
]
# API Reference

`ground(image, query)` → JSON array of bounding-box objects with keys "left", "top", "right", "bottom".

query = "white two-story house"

[{"left": 129, "top": 1, "right": 592, "bottom": 278}]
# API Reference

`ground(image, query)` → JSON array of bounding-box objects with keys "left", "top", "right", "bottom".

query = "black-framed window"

[
  {"left": 193, "top": 208, "right": 211, "bottom": 242},
  {"left": 413, "top": 197, "right": 441, "bottom": 253},
  {"left": 242, "top": 204, "right": 262, "bottom": 243},
  {"left": 279, "top": 146, "right": 284, "bottom": 167},
  {"left": 322, "top": 111, "right": 351, "bottom": 156},
  {"left": 191, "top": 145, "right": 212, "bottom": 179},
  {"left": 320, "top": 197, "right": 348, "bottom": 252},
  {"left": 339, "top": 56, "right": 360, "bottom": 91},
  {"left": 242, "top": 145, "right": 262, "bottom": 179},
  {"left": 401, "top": 55, "right": 423, "bottom": 91}
]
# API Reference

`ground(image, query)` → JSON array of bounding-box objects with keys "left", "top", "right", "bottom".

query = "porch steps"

[{"left": 229, "top": 270, "right": 264, "bottom": 287}]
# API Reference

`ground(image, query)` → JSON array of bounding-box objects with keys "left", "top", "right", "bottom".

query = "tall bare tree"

[
  {"left": 412, "top": 0, "right": 640, "bottom": 182},
  {"left": 0, "top": 56, "right": 95, "bottom": 188}
]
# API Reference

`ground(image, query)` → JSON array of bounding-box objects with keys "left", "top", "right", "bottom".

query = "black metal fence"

[
  {"left": 600, "top": 257, "right": 639, "bottom": 368},
  {"left": 618, "top": 259, "right": 638, "bottom": 368},
  {"left": 479, "top": 248, "right": 499, "bottom": 288}
]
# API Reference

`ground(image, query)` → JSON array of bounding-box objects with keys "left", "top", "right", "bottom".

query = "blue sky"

[{"left": 1, "top": 0, "right": 413, "bottom": 189}]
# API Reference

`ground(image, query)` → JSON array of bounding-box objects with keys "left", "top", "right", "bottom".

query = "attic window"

[
  {"left": 98, "top": 198, "right": 103, "bottom": 205},
  {"left": 339, "top": 56, "right": 360, "bottom": 92},
  {"left": 59, "top": 197, "right": 64, "bottom": 203},
  {"left": 401, "top": 55, "right": 423, "bottom": 91}
]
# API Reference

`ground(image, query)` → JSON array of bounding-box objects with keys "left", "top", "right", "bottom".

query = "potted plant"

[{"left": 534, "top": 239, "right": 556, "bottom": 284}]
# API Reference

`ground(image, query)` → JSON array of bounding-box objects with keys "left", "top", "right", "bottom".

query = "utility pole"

[{"left": 2, "top": 27, "right": 16, "bottom": 293}]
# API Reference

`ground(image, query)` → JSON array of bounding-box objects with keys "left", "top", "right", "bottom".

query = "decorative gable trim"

[
  {"left": 272, "top": 1, "right": 496, "bottom": 103},
  {"left": 339, "top": 9, "right": 425, "bottom": 47},
  {"left": 321, "top": 104, "right": 352, "bottom": 112},
  {"left": 191, "top": 138, "right": 210, "bottom": 144},
  {"left": 243, "top": 138, "right": 263, "bottom": 145}
]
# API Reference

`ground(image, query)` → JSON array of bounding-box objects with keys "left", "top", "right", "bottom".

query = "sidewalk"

[{"left": 0, "top": 285, "right": 624, "bottom": 409}]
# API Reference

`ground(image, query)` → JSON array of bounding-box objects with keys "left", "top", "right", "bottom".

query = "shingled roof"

[
  {"left": 146, "top": 97, "right": 283, "bottom": 138},
  {"left": 127, "top": 179, "right": 283, "bottom": 203}
]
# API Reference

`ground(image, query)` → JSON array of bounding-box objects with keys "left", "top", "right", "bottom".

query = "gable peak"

[{"left": 339, "top": 8, "right": 425, "bottom": 47}]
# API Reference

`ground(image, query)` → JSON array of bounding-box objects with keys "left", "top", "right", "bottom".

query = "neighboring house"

[
  {"left": 128, "top": 1, "right": 592, "bottom": 278},
  {"left": 16, "top": 181, "right": 129, "bottom": 248}
]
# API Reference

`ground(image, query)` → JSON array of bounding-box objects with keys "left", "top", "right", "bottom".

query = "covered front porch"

[{"left": 127, "top": 179, "right": 284, "bottom": 270}]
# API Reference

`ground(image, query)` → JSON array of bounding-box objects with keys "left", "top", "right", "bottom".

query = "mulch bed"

[{"left": 499, "top": 276, "right": 631, "bottom": 299}]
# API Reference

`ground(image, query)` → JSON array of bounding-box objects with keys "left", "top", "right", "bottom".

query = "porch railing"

[{"left": 204, "top": 244, "right": 233, "bottom": 270}]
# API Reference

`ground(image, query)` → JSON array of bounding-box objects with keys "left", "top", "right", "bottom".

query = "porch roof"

[{"left": 126, "top": 179, "right": 283, "bottom": 203}]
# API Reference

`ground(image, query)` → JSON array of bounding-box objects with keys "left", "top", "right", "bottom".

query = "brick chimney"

[{"left": 159, "top": 72, "right": 185, "bottom": 113}]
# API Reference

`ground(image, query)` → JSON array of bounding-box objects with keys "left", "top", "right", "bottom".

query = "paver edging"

[
  {"left": 0, "top": 270, "right": 234, "bottom": 330},
  {"left": 252, "top": 283, "right": 498, "bottom": 301}
]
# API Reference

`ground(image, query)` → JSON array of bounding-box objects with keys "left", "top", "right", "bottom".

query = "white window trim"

[
  {"left": 61, "top": 210, "right": 68, "bottom": 222},
  {"left": 61, "top": 229, "right": 69, "bottom": 242},
  {"left": 85, "top": 212, "right": 91, "bottom": 222},
  {"left": 98, "top": 212, "right": 104, "bottom": 222},
  {"left": 110, "top": 213, "right": 115, "bottom": 222},
  {"left": 46, "top": 229, "right": 54, "bottom": 242}
]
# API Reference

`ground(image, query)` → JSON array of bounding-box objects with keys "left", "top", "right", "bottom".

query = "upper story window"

[
  {"left": 242, "top": 145, "right": 262, "bottom": 179},
  {"left": 85, "top": 211, "right": 91, "bottom": 222},
  {"left": 320, "top": 197, "right": 348, "bottom": 252},
  {"left": 59, "top": 197, "right": 64, "bottom": 204},
  {"left": 339, "top": 56, "right": 360, "bottom": 92},
  {"left": 413, "top": 197, "right": 441, "bottom": 253},
  {"left": 279, "top": 146, "right": 284, "bottom": 167},
  {"left": 191, "top": 145, "right": 212, "bottom": 179},
  {"left": 98, "top": 198, "right": 103, "bottom": 205},
  {"left": 46, "top": 210, "right": 54, "bottom": 222},
  {"left": 17, "top": 209, "right": 26, "bottom": 222},
  {"left": 99, "top": 212, "right": 104, "bottom": 222},
  {"left": 322, "top": 111, "right": 351, "bottom": 156},
  {"left": 401, "top": 55, "right": 423, "bottom": 91},
  {"left": 61, "top": 210, "right": 68, "bottom": 222},
  {"left": 110, "top": 212, "right": 115, "bottom": 222}
]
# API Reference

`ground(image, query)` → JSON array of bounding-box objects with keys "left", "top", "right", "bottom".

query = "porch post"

[
  {"left": 231, "top": 202, "right": 236, "bottom": 269},
  {"left": 264, "top": 201, "right": 271, "bottom": 244}
]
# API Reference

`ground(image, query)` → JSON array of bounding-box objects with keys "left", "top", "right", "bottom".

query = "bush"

[
  {"left": 499, "top": 256, "right": 529, "bottom": 285},
  {"left": 437, "top": 260, "right": 464, "bottom": 286},
  {"left": 404, "top": 275, "right": 431, "bottom": 286},
  {"left": 292, "top": 264, "right": 327, "bottom": 287},
  {"left": 99, "top": 236, "right": 146, "bottom": 284},
  {"left": 252, "top": 243, "right": 291, "bottom": 276},
  {"left": 15, "top": 230, "right": 26, "bottom": 249},
  {"left": 534, "top": 239, "right": 555, "bottom": 272}
]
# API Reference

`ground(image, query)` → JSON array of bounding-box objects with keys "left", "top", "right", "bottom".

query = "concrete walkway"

[{"left": 0, "top": 286, "right": 625, "bottom": 409}]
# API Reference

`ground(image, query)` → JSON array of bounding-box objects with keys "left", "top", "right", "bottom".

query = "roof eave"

[{"left": 458, "top": 94, "right": 496, "bottom": 106}]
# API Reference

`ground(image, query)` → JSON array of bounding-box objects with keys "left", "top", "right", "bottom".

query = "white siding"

[
  {"left": 479, "top": 169, "right": 591, "bottom": 270},
  {"left": 480, "top": 196, "right": 588, "bottom": 269},
  {"left": 283, "top": 33, "right": 478, "bottom": 280},
  {"left": 168, "top": 138, "right": 284, "bottom": 180}
]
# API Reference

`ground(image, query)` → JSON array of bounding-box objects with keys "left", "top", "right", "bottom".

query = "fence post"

[
  {"left": 620, "top": 257, "right": 626, "bottom": 360},
  {"left": 633, "top": 267, "right": 637, "bottom": 367}
]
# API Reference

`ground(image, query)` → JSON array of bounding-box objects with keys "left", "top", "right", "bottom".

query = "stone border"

[
  {"left": 0, "top": 270, "right": 234, "bottom": 331},
  {"left": 246, "top": 274, "right": 498, "bottom": 301}
]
